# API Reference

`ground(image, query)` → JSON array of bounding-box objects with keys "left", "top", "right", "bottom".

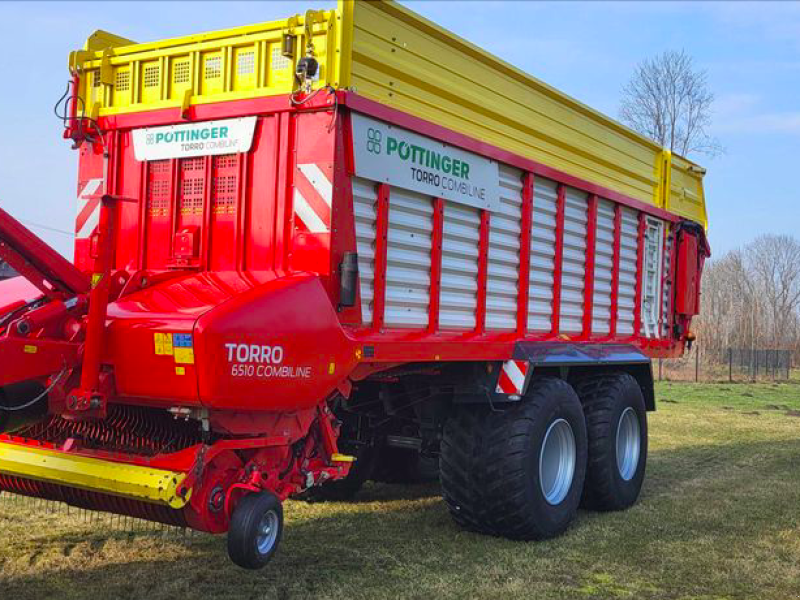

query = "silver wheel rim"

[
  {"left": 616, "top": 407, "right": 641, "bottom": 481},
  {"left": 256, "top": 509, "right": 279, "bottom": 555},
  {"left": 539, "top": 418, "right": 576, "bottom": 505}
]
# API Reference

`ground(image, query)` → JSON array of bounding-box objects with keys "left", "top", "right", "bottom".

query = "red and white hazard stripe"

[
  {"left": 496, "top": 360, "right": 530, "bottom": 395},
  {"left": 293, "top": 163, "right": 332, "bottom": 234},
  {"left": 75, "top": 178, "right": 104, "bottom": 240}
]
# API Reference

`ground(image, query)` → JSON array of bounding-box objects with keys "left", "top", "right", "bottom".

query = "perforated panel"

[
  {"left": 591, "top": 199, "right": 615, "bottom": 335},
  {"left": 211, "top": 155, "right": 238, "bottom": 214},
  {"left": 353, "top": 177, "right": 379, "bottom": 326},
  {"left": 527, "top": 177, "right": 558, "bottom": 333},
  {"left": 145, "top": 160, "right": 172, "bottom": 268},
  {"left": 146, "top": 163, "right": 168, "bottom": 216},
  {"left": 559, "top": 188, "right": 588, "bottom": 334},
  {"left": 209, "top": 154, "right": 240, "bottom": 270},
  {"left": 486, "top": 165, "right": 522, "bottom": 331},
  {"left": 440, "top": 202, "right": 480, "bottom": 330},
  {"left": 385, "top": 188, "right": 433, "bottom": 328}
]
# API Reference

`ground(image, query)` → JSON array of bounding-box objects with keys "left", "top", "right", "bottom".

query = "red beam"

[
  {"left": 0, "top": 208, "right": 90, "bottom": 299},
  {"left": 428, "top": 198, "right": 444, "bottom": 334},
  {"left": 582, "top": 194, "right": 598, "bottom": 338},
  {"left": 371, "top": 184, "right": 390, "bottom": 331},
  {"left": 609, "top": 204, "right": 622, "bottom": 338},
  {"left": 657, "top": 222, "right": 669, "bottom": 339},
  {"left": 550, "top": 184, "right": 566, "bottom": 336},
  {"left": 516, "top": 173, "right": 533, "bottom": 335},
  {"left": 475, "top": 210, "right": 490, "bottom": 334}
]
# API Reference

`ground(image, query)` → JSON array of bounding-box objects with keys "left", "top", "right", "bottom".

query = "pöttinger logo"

[
  {"left": 146, "top": 133, "right": 155, "bottom": 145},
  {"left": 366, "top": 128, "right": 382, "bottom": 154}
]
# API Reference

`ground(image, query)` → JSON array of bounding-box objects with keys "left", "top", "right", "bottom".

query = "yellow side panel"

[
  {"left": 344, "top": 0, "right": 707, "bottom": 224},
  {"left": 668, "top": 154, "right": 708, "bottom": 227},
  {"left": 72, "top": 11, "right": 338, "bottom": 116}
]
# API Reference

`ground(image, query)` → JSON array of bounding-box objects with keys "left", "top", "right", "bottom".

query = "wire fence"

[{"left": 657, "top": 345, "right": 793, "bottom": 382}]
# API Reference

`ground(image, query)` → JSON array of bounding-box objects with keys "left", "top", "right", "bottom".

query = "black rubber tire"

[
  {"left": 440, "top": 377, "right": 588, "bottom": 540},
  {"left": 227, "top": 491, "right": 283, "bottom": 569},
  {"left": 574, "top": 372, "right": 648, "bottom": 511}
]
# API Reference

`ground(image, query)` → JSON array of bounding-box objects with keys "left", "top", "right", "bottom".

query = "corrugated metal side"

[
  {"left": 560, "top": 188, "right": 588, "bottom": 334},
  {"left": 486, "top": 165, "right": 523, "bottom": 331},
  {"left": 352, "top": 177, "right": 379, "bottom": 326},
  {"left": 527, "top": 177, "right": 559, "bottom": 333},
  {"left": 592, "top": 199, "right": 616, "bottom": 336},
  {"left": 439, "top": 202, "right": 481, "bottom": 330},
  {"left": 662, "top": 227, "right": 673, "bottom": 337},
  {"left": 384, "top": 187, "right": 433, "bottom": 328},
  {"left": 617, "top": 207, "right": 639, "bottom": 336}
]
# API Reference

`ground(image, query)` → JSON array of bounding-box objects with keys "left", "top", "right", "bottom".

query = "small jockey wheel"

[{"left": 227, "top": 491, "right": 284, "bottom": 569}]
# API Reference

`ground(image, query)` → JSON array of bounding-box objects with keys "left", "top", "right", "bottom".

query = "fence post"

[
  {"left": 695, "top": 345, "right": 700, "bottom": 382},
  {"left": 754, "top": 350, "right": 758, "bottom": 382},
  {"left": 729, "top": 348, "right": 733, "bottom": 382}
]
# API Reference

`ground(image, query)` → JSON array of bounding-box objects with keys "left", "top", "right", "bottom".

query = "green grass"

[{"left": 1, "top": 382, "right": 799, "bottom": 600}]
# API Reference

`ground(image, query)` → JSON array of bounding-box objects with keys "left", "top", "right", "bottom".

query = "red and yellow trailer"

[{"left": 0, "top": 0, "right": 708, "bottom": 568}]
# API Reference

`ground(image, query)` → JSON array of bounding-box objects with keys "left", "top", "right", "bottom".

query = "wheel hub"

[
  {"left": 539, "top": 418, "right": 576, "bottom": 505},
  {"left": 616, "top": 407, "right": 641, "bottom": 481},
  {"left": 256, "top": 509, "right": 279, "bottom": 555}
]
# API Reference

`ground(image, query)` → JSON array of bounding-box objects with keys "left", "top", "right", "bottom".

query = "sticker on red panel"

[
  {"left": 496, "top": 360, "right": 530, "bottom": 395},
  {"left": 293, "top": 163, "right": 332, "bottom": 233},
  {"left": 75, "top": 178, "right": 104, "bottom": 240}
]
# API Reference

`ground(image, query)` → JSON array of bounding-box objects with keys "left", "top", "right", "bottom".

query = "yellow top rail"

[{"left": 67, "top": 0, "right": 707, "bottom": 226}]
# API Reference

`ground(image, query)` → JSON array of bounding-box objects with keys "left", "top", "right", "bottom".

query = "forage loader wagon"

[{"left": 0, "top": 0, "right": 709, "bottom": 568}]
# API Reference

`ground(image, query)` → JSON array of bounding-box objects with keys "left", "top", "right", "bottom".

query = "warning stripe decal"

[
  {"left": 496, "top": 360, "right": 529, "bottom": 395},
  {"left": 294, "top": 189, "right": 328, "bottom": 233},
  {"left": 293, "top": 163, "right": 332, "bottom": 233},
  {"left": 75, "top": 178, "right": 103, "bottom": 239}
]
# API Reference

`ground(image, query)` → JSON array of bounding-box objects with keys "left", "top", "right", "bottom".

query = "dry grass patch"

[{"left": 1, "top": 382, "right": 798, "bottom": 599}]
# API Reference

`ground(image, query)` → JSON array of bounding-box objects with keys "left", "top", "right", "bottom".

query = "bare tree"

[
  {"left": 620, "top": 50, "right": 722, "bottom": 157},
  {"left": 695, "top": 234, "right": 800, "bottom": 358}
]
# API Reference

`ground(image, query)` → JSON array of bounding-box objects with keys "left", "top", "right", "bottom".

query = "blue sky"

[{"left": 0, "top": 1, "right": 797, "bottom": 258}]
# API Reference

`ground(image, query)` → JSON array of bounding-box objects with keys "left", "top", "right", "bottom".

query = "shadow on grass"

[{"left": 3, "top": 437, "right": 799, "bottom": 600}]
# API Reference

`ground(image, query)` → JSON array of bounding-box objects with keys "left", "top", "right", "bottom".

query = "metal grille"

[
  {"left": 143, "top": 65, "right": 160, "bottom": 88},
  {"left": 384, "top": 187, "right": 433, "bottom": 328},
  {"left": 617, "top": 207, "right": 639, "bottom": 336},
  {"left": 271, "top": 46, "right": 290, "bottom": 71},
  {"left": 146, "top": 160, "right": 171, "bottom": 216},
  {"left": 115, "top": 70, "right": 130, "bottom": 92},
  {"left": 173, "top": 61, "right": 190, "bottom": 84},
  {"left": 641, "top": 217, "right": 665, "bottom": 338},
  {"left": 439, "top": 201, "right": 480, "bottom": 330},
  {"left": 179, "top": 158, "right": 205, "bottom": 214},
  {"left": 486, "top": 165, "right": 522, "bottom": 331},
  {"left": 211, "top": 154, "right": 239, "bottom": 213},
  {"left": 527, "top": 177, "right": 558, "bottom": 333},
  {"left": 592, "top": 199, "right": 615, "bottom": 335},
  {"left": 559, "top": 188, "right": 588, "bottom": 334},
  {"left": 353, "top": 178, "right": 379, "bottom": 326},
  {"left": 237, "top": 51, "right": 256, "bottom": 75},
  {"left": 204, "top": 56, "right": 222, "bottom": 79}
]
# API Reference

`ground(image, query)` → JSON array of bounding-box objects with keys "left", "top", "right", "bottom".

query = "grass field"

[{"left": 1, "top": 382, "right": 799, "bottom": 600}]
